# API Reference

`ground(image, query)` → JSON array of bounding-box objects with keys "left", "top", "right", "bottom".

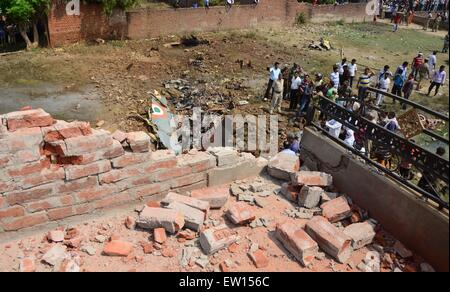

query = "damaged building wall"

[
  {"left": 0, "top": 108, "right": 263, "bottom": 234},
  {"left": 299, "top": 127, "right": 449, "bottom": 272},
  {"left": 47, "top": 0, "right": 368, "bottom": 46}
]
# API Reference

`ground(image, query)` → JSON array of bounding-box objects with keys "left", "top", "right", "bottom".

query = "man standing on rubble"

[
  {"left": 269, "top": 74, "right": 284, "bottom": 114},
  {"left": 265, "top": 62, "right": 281, "bottom": 100},
  {"left": 289, "top": 71, "right": 302, "bottom": 110}
]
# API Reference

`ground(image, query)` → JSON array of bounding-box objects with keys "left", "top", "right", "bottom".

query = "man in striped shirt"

[
  {"left": 357, "top": 68, "right": 374, "bottom": 101},
  {"left": 427, "top": 65, "right": 446, "bottom": 96}
]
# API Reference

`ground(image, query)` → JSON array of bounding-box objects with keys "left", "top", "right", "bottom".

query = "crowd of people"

[
  {"left": 265, "top": 48, "right": 447, "bottom": 191},
  {"left": 264, "top": 50, "right": 446, "bottom": 120}
]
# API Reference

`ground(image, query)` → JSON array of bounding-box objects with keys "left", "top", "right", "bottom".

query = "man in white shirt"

[
  {"left": 348, "top": 59, "right": 357, "bottom": 88},
  {"left": 289, "top": 71, "right": 302, "bottom": 110},
  {"left": 330, "top": 65, "right": 340, "bottom": 89},
  {"left": 264, "top": 62, "right": 281, "bottom": 99},
  {"left": 376, "top": 72, "right": 391, "bottom": 106},
  {"left": 428, "top": 51, "right": 437, "bottom": 72},
  {"left": 428, "top": 65, "right": 446, "bottom": 96}
]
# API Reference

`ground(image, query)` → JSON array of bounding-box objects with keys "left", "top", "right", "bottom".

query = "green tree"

[{"left": 0, "top": 0, "right": 50, "bottom": 49}]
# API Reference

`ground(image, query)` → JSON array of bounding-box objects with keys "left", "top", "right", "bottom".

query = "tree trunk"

[
  {"left": 18, "top": 24, "right": 32, "bottom": 50},
  {"left": 32, "top": 21, "right": 39, "bottom": 48}
]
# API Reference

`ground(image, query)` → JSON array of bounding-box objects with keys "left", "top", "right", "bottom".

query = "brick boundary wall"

[
  {"left": 47, "top": 0, "right": 369, "bottom": 46},
  {"left": 0, "top": 108, "right": 262, "bottom": 233}
]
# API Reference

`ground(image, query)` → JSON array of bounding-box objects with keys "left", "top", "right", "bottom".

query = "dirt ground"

[
  {"left": 0, "top": 174, "right": 427, "bottom": 272},
  {"left": 1, "top": 22, "right": 447, "bottom": 138}
]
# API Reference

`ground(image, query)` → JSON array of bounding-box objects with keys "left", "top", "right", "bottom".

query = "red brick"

[
  {"left": 13, "top": 149, "right": 41, "bottom": 164},
  {"left": 59, "top": 130, "right": 114, "bottom": 156},
  {"left": 275, "top": 221, "right": 318, "bottom": 266},
  {"left": 249, "top": 249, "right": 269, "bottom": 268},
  {"left": 0, "top": 180, "right": 19, "bottom": 194},
  {"left": 57, "top": 176, "right": 98, "bottom": 193},
  {"left": 0, "top": 154, "right": 10, "bottom": 167},
  {"left": 291, "top": 171, "right": 333, "bottom": 187},
  {"left": 6, "top": 108, "right": 54, "bottom": 131},
  {"left": 154, "top": 166, "right": 192, "bottom": 182},
  {"left": 162, "top": 192, "right": 210, "bottom": 214},
  {"left": 103, "top": 240, "right": 133, "bottom": 257},
  {"left": 147, "top": 201, "right": 160, "bottom": 208},
  {"left": 126, "top": 131, "right": 150, "bottom": 153},
  {"left": 3, "top": 127, "right": 43, "bottom": 151},
  {"left": 99, "top": 168, "right": 141, "bottom": 184},
  {"left": 219, "top": 261, "right": 230, "bottom": 272},
  {"left": 0, "top": 205, "right": 25, "bottom": 219},
  {"left": 1, "top": 212, "right": 48, "bottom": 231},
  {"left": 280, "top": 182, "right": 301, "bottom": 202},
  {"left": 65, "top": 160, "right": 111, "bottom": 180},
  {"left": 305, "top": 216, "right": 353, "bottom": 263},
  {"left": 153, "top": 227, "right": 167, "bottom": 244},
  {"left": 125, "top": 216, "right": 136, "bottom": 229},
  {"left": 6, "top": 184, "right": 54, "bottom": 205},
  {"left": 24, "top": 195, "right": 73, "bottom": 213},
  {"left": 21, "top": 166, "right": 65, "bottom": 189},
  {"left": 19, "top": 258, "right": 36, "bottom": 272},
  {"left": 47, "top": 206, "right": 74, "bottom": 221},
  {"left": 144, "top": 157, "right": 177, "bottom": 172},
  {"left": 111, "top": 152, "right": 153, "bottom": 168},
  {"left": 0, "top": 196, "right": 6, "bottom": 208},
  {"left": 141, "top": 242, "right": 154, "bottom": 254},
  {"left": 178, "top": 151, "right": 216, "bottom": 172},
  {"left": 7, "top": 158, "right": 50, "bottom": 177},
  {"left": 73, "top": 203, "right": 94, "bottom": 216},
  {"left": 226, "top": 202, "right": 256, "bottom": 225},
  {"left": 320, "top": 196, "right": 352, "bottom": 223},
  {"left": 170, "top": 173, "right": 207, "bottom": 189},
  {"left": 94, "top": 191, "right": 130, "bottom": 209},
  {"left": 191, "top": 184, "right": 230, "bottom": 209},
  {"left": 42, "top": 121, "right": 92, "bottom": 142},
  {"left": 112, "top": 130, "right": 127, "bottom": 143},
  {"left": 74, "top": 185, "right": 117, "bottom": 203},
  {"left": 56, "top": 140, "right": 124, "bottom": 165},
  {"left": 132, "top": 183, "right": 169, "bottom": 199}
]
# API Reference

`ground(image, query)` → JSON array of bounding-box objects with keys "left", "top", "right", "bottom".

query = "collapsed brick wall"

[
  {"left": 47, "top": 0, "right": 368, "bottom": 46},
  {"left": 0, "top": 108, "right": 240, "bottom": 233}
]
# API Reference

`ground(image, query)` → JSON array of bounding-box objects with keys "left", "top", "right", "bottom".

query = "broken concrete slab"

[
  {"left": 291, "top": 171, "right": 333, "bottom": 187},
  {"left": 137, "top": 206, "right": 185, "bottom": 234},
  {"left": 226, "top": 202, "right": 256, "bottom": 225},
  {"left": 41, "top": 245, "right": 69, "bottom": 266},
  {"left": 275, "top": 221, "right": 319, "bottom": 267},
  {"left": 298, "top": 186, "right": 324, "bottom": 209},
  {"left": 267, "top": 153, "right": 300, "bottom": 181},
  {"left": 199, "top": 224, "right": 238, "bottom": 255},
  {"left": 208, "top": 147, "right": 239, "bottom": 167},
  {"left": 343, "top": 221, "right": 376, "bottom": 250},
  {"left": 320, "top": 196, "right": 352, "bottom": 223},
  {"left": 190, "top": 184, "right": 229, "bottom": 209},
  {"left": 163, "top": 201, "right": 205, "bottom": 232},
  {"left": 305, "top": 216, "right": 353, "bottom": 263}
]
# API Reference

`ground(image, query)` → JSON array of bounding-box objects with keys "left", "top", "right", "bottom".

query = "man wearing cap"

[
  {"left": 265, "top": 62, "right": 281, "bottom": 100},
  {"left": 412, "top": 53, "right": 424, "bottom": 80}
]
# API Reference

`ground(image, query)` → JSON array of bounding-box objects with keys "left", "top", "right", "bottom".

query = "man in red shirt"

[{"left": 412, "top": 52, "right": 424, "bottom": 81}]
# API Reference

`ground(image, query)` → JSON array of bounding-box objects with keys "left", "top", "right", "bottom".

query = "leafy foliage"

[
  {"left": 0, "top": 0, "right": 50, "bottom": 24},
  {"left": 87, "top": 0, "right": 139, "bottom": 15}
]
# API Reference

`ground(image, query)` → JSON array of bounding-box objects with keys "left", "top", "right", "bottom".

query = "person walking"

[
  {"left": 289, "top": 71, "right": 302, "bottom": 110},
  {"left": 265, "top": 62, "right": 281, "bottom": 100},
  {"left": 392, "top": 68, "right": 406, "bottom": 99},
  {"left": 427, "top": 65, "right": 446, "bottom": 96},
  {"left": 348, "top": 59, "right": 357, "bottom": 88},
  {"left": 357, "top": 68, "right": 374, "bottom": 101},
  {"left": 442, "top": 34, "right": 449, "bottom": 53},
  {"left": 204, "top": 0, "right": 210, "bottom": 9},
  {"left": 270, "top": 74, "right": 284, "bottom": 114},
  {"left": 376, "top": 72, "right": 391, "bottom": 106},
  {"left": 330, "top": 65, "right": 340, "bottom": 89},
  {"left": 412, "top": 52, "right": 424, "bottom": 80},
  {"left": 428, "top": 51, "right": 437, "bottom": 72},
  {"left": 423, "top": 11, "right": 433, "bottom": 30},
  {"left": 432, "top": 12, "right": 442, "bottom": 31},
  {"left": 416, "top": 59, "right": 431, "bottom": 90},
  {"left": 402, "top": 74, "right": 415, "bottom": 109}
]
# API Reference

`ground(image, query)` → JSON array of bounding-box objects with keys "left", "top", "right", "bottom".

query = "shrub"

[{"left": 296, "top": 12, "right": 307, "bottom": 25}]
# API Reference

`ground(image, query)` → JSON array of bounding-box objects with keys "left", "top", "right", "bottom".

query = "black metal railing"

[{"left": 307, "top": 90, "right": 449, "bottom": 210}]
